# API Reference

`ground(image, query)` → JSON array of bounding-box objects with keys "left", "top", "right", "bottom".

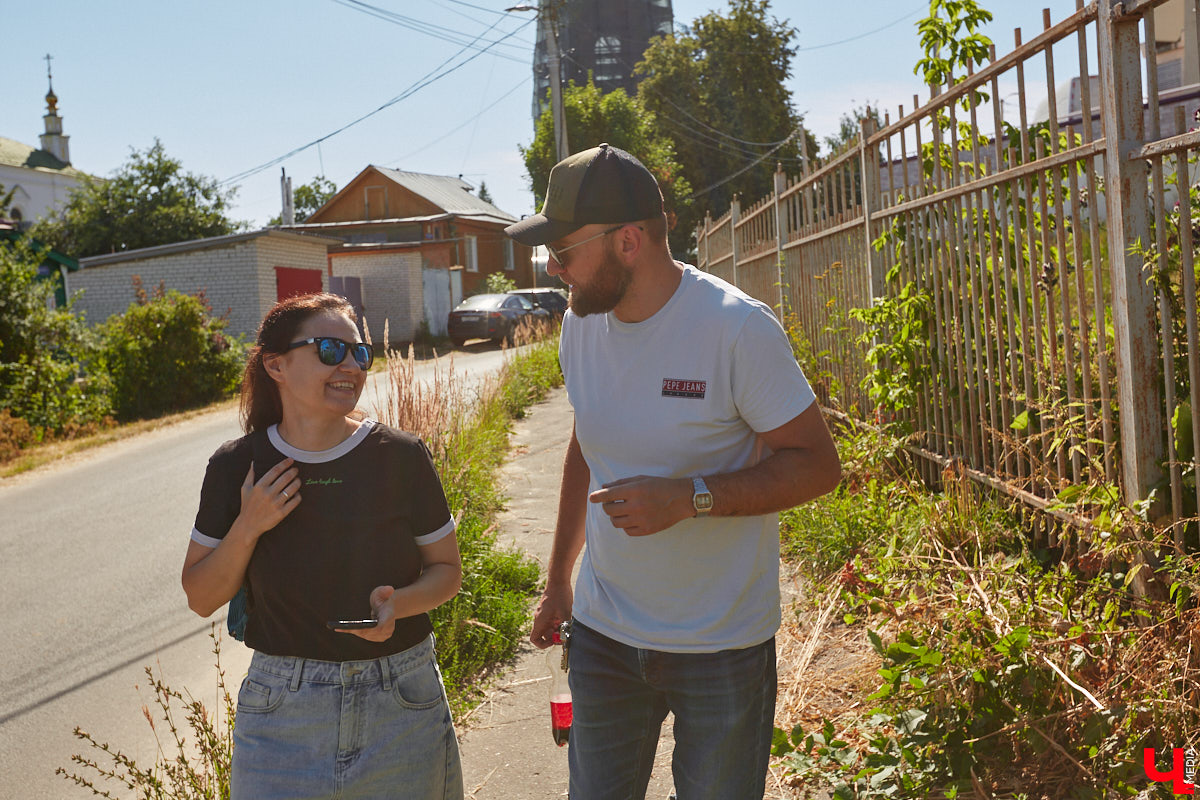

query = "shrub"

[
  {"left": 99, "top": 282, "right": 244, "bottom": 420},
  {"left": 0, "top": 409, "right": 37, "bottom": 462},
  {"left": 484, "top": 272, "right": 517, "bottom": 294},
  {"left": 0, "top": 238, "right": 110, "bottom": 436}
]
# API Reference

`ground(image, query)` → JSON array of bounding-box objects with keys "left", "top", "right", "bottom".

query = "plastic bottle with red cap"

[{"left": 547, "top": 620, "right": 572, "bottom": 746}]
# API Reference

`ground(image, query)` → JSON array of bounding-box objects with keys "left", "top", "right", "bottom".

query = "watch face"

[{"left": 695, "top": 492, "right": 713, "bottom": 512}]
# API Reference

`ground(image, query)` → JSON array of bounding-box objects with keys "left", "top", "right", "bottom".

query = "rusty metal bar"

[
  {"left": 1054, "top": 126, "right": 1082, "bottom": 484},
  {"left": 951, "top": 94, "right": 985, "bottom": 466},
  {"left": 1118, "top": 0, "right": 1177, "bottom": 19},
  {"left": 1098, "top": 0, "right": 1166, "bottom": 508},
  {"left": 1031, "top": 138, "right": 1057, "bottom": 490},
  {"left": 1134, "top": 129, "right": 1200, "bottom": 159},
  {"left": 860, "top": 114, "right": 884, "bottom": 302},
  {"left": 773, "top": 167, "right": 786, "bottom": 316},
  {"left": 967, "top": 76, "right": 1000, "bottom": 468},
  {"left": 729, "top": 196, "right": 741, "bottom": 288},
  {"left": 1174, "top": 127, "right": 1200, "bottom": 553},
  {"left": 1066, "top": 128, "right": 1099, "bottom": 475}
]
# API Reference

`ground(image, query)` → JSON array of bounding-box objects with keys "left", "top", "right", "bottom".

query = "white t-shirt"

[{"left": 561, "top": 263, "right": 816, "bottom": 652}]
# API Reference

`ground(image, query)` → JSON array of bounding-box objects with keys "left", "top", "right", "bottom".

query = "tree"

[
  {"left": 521, "top": 78, "right": 693, "bottom": 256},
  {"left": 477, "top": 181, "right": 494, "bottom": 205},
  {"left": 32, "top": 139, "right": 243, "bottom": 258},
  {"left": 823, "top": 103, "right": 885, "bottom": 155},
  {"left": 635, "top": 0, "right": 816, "bottom": 248},
  {"left": 270, "top": 175, "right": 338, "bottom": 225}
]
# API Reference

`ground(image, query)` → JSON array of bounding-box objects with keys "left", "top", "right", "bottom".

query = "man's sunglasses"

[
  {"left": 286, "top": 337, "right": 374, "bottom": 370},
  {"left": 546, "top": 224, "right": 640, "bottom": 267}
]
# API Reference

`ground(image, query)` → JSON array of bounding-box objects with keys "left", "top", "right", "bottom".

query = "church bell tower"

[{"left": 39, "top": 54, "right": 70, "bottom": 165}]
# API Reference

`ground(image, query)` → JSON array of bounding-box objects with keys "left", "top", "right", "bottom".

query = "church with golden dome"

[{"left": 0, "top": 56, "right": 86, "bottom": 229}]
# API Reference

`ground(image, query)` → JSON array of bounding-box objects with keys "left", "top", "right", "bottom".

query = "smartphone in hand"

[{"left": 326, "top": 619, "right": 378, "bottom": 630}]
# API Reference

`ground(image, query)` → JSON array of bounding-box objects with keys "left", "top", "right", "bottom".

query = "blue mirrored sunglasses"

[{"left": 286, "top": 337, "right": 374, "bottom": 370}]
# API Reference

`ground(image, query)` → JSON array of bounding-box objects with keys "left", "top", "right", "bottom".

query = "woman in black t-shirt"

[{"left": 182, "top": 293, "right": 464, "bottom": 799}]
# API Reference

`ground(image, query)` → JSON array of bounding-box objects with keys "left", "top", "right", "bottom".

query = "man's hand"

[
  {"left": 589, "top": 475, "right": 694, "bottom": 536},
  {"left": 530, "top": 581, "right": 573, "bottom": 649}
]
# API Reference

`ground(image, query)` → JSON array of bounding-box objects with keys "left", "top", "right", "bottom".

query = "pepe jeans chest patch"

[{"left": 661, "top": 378, "right": 707, "bottom": 399}]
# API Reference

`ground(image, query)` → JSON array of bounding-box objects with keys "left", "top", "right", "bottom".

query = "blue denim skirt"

[{"left": 231, "top": 636, "right": 463, "bottom": 799}]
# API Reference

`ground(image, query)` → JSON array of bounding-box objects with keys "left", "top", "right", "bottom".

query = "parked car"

[
  {"left": 509, "top": 287, "right": 568, "bottom": 319},
  {"left": 447, "top": 292, "right": 550, "bottom": 347}
]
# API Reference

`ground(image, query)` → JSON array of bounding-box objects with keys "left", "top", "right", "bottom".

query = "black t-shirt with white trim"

[{"left": 192, "top": 420, "right": 454, "bottom": 661}]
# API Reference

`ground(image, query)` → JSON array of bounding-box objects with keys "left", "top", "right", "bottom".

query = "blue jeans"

[
  {"left": 567, "top": 620, "right": 776, "bottom": 800},
  {"left": 231, "top": 636, "right": 463, "bottom": 799}
]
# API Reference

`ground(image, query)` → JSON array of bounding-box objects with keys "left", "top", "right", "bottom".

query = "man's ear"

[
  {"left": 263, "top": 351, "right": 286, "bottom": 384},
  {"left": 616, "top": 224, "right": 643, "bottom": 263}
]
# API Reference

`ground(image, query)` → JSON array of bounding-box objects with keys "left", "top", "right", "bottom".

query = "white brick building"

[
  {"left": 69, "top": 229, "right": 341, "bottom": 337},
  {"left": 327, "top": 244, "right": 426, "bottom": 343}
]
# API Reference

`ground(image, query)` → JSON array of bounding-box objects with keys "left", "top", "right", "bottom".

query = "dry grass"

[{"left": 0, "top": 398, "right": 238, "bottom": 480}]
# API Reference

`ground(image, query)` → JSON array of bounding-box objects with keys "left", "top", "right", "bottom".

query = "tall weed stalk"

[{"left": 56, "top": 625, "right": 234, "bottom": 799}]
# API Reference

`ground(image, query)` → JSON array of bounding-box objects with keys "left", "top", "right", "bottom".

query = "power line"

[
  {"left": 795, "top": 4, "right": 925, "bottom": 52},
  {"left": 332, "top": 0, "right": 531, "bottom": 60},
  {"left": 387, "top": 76, "right": 530, "bottom": 165},
  {"left": 220, "top": 16, "right": 534, "bottom": 186},
  {"left": 687, "top": 129, "right": 799, "bottom": 200}
]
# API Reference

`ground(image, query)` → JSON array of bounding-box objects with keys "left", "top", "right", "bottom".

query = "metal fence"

[{"left": 696, "top": 0, "right": 1200, "bottom": 543}]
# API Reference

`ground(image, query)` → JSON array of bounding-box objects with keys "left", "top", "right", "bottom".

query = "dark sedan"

[
  {"left": 509, "top": 288, "right": 568, "bottom": 319},
  {"left": 448, "top": 292, "right": 549, "bottom": 347}
]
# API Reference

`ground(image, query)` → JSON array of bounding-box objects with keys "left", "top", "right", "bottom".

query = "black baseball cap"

[{"left": 505, "top": 143, "right": 664, "bottom": 246}]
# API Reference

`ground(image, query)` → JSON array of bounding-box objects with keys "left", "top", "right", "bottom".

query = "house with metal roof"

[{"left": 285, "top": 165, "right": 537, "bottom": 339}]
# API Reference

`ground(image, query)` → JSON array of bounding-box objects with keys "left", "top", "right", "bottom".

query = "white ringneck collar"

[{"left": 267, "top": 419, "right": 376, "bottom": 463}]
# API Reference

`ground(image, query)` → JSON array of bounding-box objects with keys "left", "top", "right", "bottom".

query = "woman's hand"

[
  {"left": 339, "top": 585, "right": 399, "bottom": 642},
  {"left": 236, "top": 458, "right": 301, "bottom": 539}
]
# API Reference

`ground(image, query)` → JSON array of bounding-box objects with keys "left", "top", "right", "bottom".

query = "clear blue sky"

[{"left": 4, "top": 0, "right": 1082, "bottom": 229}]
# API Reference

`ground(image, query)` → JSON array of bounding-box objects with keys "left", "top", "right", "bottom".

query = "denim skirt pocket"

[
  {"left": 389, "top": 659, "right": 445, "bottom": 711},
  {"left": 237, "top": 672, "right": 290, "bottom": 714}
]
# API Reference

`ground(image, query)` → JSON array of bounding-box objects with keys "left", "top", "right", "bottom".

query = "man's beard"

[{"left": 568, "top": 245, "right": 632, "bottom": 317}]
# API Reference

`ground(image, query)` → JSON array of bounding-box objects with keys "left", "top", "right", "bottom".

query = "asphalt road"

[{"left": 0, "top": 342, "right": 514, "bottom": 799}]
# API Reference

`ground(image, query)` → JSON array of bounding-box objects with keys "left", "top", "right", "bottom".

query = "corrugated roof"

[
  {"left": 373, "top": 167, "right": 518, "bottom": 221},
  {"left": 0, "top": 136, "right": 83, "bottom": 176},
  {"left": 79, "top": 228, "right": 343, "bottom": 268}
]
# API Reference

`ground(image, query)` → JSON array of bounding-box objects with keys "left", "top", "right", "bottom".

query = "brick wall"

[
  {"left": 69, "top": 241, "right": 265, "bottom": 336},
  {"left": 254, "top": 235, "right": 330, "bottom": 325},
  {"left": 330, "top": 250, "right": 423, "bottom": 343},
  {"left": 68, "top": 233, "right": 334, "bottom": 338}
]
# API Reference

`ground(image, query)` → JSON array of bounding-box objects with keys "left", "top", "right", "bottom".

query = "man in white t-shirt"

[{"left": 505, "top": 143, "right": 841, "bottom": 800}]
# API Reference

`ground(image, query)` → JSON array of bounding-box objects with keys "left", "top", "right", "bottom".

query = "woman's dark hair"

[{"left": 241, "top": 292, "right": 357, "bottom": 433}]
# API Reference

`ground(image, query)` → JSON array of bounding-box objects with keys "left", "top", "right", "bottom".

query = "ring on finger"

[{"left": 282, "top": 489, "right": 289, "bottom": 499}]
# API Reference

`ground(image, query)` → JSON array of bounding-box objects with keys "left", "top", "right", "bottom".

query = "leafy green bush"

[
  {"left": 775, "top": 424, "right": 1200, "bottom": 799},
  {"left": 0, "top": 239, "right": 110, "bottom": 437},
  {"left": 484, "top": 272, "right": 517, "bottom": 294},
  {"left": 99, "top": 283, "right": 244, "bottom": 420}
]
